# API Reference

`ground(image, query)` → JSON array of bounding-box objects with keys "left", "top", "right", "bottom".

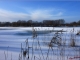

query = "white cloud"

[
  {"left": 30, "top": 10, "right": 53, "bottom": 20},
  {"left": 0, "top": 8, "right": 63, "bottom": 22},
  {"left": 0, "top": 9, "right": 30, "bottom": 22},
  {"left": 56, "top": 12, "right": 63, "bottom": 16},
  {"left": 29, "top": 9, "right": 63, "bottom": 20}
]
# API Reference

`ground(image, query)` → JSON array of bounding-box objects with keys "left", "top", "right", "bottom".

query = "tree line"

[{"left": 0, "top": 19, "right": 80, "bottom": 27}]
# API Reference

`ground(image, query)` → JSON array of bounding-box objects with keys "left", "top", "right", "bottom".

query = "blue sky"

[{"left": 0, "top": 1, "right": 80, "bottom": 22}]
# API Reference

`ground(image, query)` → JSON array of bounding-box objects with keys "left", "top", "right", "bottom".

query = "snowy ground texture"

[{"left": 0, "top": 27, "right": 80, "bottom": 60}]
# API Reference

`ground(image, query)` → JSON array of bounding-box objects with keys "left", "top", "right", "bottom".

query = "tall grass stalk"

[
  {"left": 37, "top": 36, "right": 45, "bottom": 60},
  {"left": 4, "top": 51, "right": 6, "bottom": 60}
]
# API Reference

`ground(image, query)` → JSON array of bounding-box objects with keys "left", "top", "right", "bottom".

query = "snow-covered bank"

[
  {"left": 0, "top": 50, "right": 19, "bottom": 60},
  {"left": 0, "top": 27, "right": 80, "bottom": 60}
]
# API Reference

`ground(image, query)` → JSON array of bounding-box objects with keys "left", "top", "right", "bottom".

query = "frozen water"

[{"left": 0, "top": 27, "right": 80, "bottom": 60}]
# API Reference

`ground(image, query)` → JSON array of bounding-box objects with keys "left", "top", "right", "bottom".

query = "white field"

[{"left": 0, "top": 27, "right": 80, "bottom": 60}]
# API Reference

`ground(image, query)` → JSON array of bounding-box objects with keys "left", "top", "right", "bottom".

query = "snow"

[{"left": 0, "top": 27, "right": 80, "bottom": 60}]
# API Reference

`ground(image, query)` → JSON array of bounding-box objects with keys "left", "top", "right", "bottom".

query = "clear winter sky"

[{"left": 0, "top": 0, "right": 80, "bottom": 22}]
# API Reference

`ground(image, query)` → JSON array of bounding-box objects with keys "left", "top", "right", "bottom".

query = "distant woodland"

[{"left": 0, "top": 19, "right": 80, "bottom": 27}]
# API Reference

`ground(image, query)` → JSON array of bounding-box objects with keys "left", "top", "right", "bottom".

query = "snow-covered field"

[{"left": 0, "top": 27, "right": 80, "bottom": 60}]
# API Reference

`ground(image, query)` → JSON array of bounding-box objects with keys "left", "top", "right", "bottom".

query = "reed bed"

[{"left": 3, "top": 27, "right": 80, "bottom": 60}]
